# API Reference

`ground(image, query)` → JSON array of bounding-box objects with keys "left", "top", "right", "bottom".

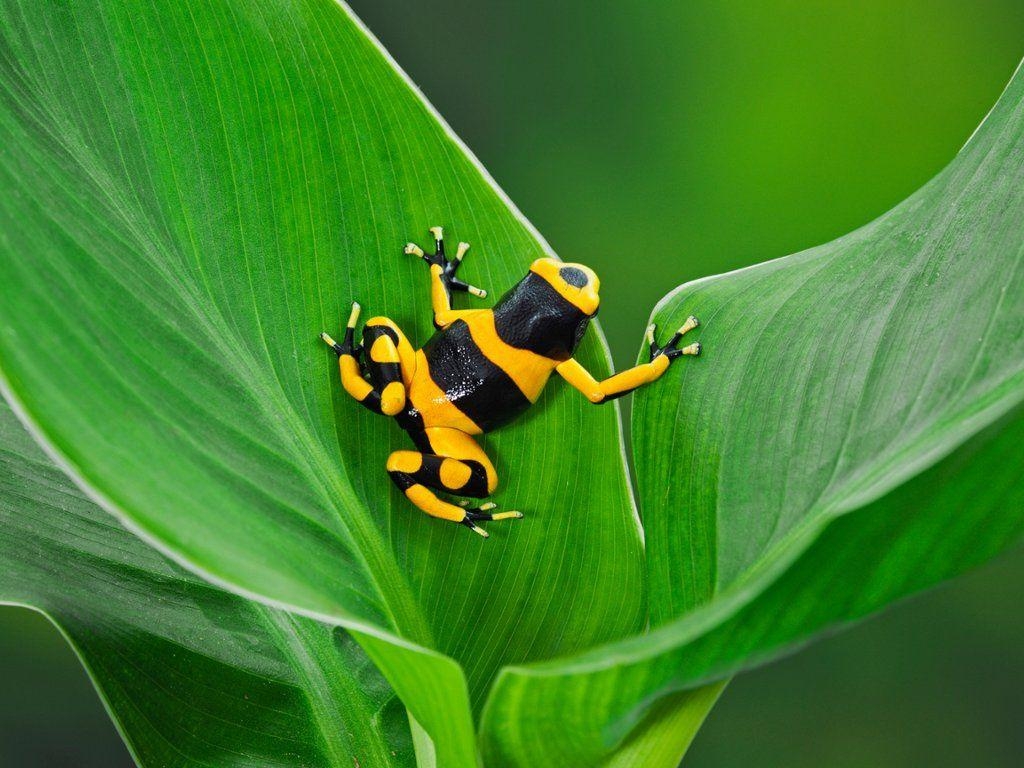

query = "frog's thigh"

[
  {"left": 386, "top": 434, "right": 496, "bottom": 520},
  {"left": 424, "top": 427, "right": 498, "bottom": 495},
  {"left": 363, "top": 316, "right": 416, "bottom": 386}
]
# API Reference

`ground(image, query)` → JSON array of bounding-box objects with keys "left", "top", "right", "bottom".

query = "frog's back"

[{"left": 408, "top": 309, "right": 559, "bottom": 433}]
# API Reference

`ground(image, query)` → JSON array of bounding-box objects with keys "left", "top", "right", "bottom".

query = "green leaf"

[
  {"left": 597, "top": 684, "right": 726, "bottom": 768},
  {"left": 0, "top": 0, "right": 642, "bottom": 759},
  {"left": 0, "top": 399, "right": 415, "bottom": 768},
  {"left": 479, "top": 62, "right": 1024, "bottom": 766}
]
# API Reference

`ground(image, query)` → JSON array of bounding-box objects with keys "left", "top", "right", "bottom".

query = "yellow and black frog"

[{"left": 321, "top": 227, "right": 701, "bottom": 537}]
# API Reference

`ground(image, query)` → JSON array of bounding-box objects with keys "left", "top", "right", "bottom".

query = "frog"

[{"left": 321, "top": 226, "right": 701, "bottom": 537}]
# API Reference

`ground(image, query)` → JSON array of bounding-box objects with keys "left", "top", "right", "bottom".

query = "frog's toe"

[
  {"left": 460, "top": 516, "right": 490, "bottom": 538},
  {"left": 464, "top": 502, "right": 523, "bottom": 522},
  {"left": 648, "top": 316, "right": 704, "bottom": 361},
  {"left": 449, "top": 277, "right": 488, "bottom": 299}
]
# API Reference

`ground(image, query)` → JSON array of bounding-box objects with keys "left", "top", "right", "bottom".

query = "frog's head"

[
  {"left": 528, "top": 257, "right": 601, "bottom": 317},
  {"left": 491, "top": 257, "right": 601, "bottom": 360}
]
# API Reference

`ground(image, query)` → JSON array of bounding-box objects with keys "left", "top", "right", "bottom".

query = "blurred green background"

[{"left": 3, "top": 0, "right": 1023, "bottom": 765}]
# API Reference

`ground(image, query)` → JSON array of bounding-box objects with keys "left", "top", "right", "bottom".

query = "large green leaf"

[
  {"left": 0, "top": 399, "right": 415, "bottom": 768},
  {"left": 478, "top": 61, "right": 1024, "bottom": 766},
  {"left": 0, "top": 0, "right": 642, "bottom": 760}
]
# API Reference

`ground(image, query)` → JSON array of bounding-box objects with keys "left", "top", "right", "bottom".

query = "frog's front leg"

[
  {"left": 556, "top": 316, "right": 702, "bottom": 403},
  {"left": 386, "top": 426, "right": 522, "bottom": 538},
  {"left": 404, "top": 225, "right": 488, "bottom": 328}
]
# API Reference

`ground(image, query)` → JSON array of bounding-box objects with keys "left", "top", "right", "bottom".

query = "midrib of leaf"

[
  {"left": 261, "top": 609, "right": 396, "bottom": 768},
  {"left": 3, "top": 386, "right": 423, "bottom": 766},
  {"left": 2, "top": 485, "right": 412, "bottom": 768}
]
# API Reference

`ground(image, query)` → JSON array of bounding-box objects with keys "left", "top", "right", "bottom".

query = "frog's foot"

[
  {"left": 646, "top": 316, "right": 702, "bottom": 362},
  {"left": 459, "top": 501, "right": 524, "bottom": 536},
  {"left": 320, "top": 302, "right": 362, "bottom": 357},
  {"left": 322, "top": 303, "right": 413, "bottom": 417},
  {"left": 404, "top": 225, "right": 487, "bottom": 298}
]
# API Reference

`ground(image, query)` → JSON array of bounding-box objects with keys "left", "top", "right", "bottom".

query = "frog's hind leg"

[
  {"left": 361, "top": 314, "right": 416, "bottom": 416},
  {"left": 321, "top": 303, "right": 415, "bottom": 417},
  {"left": 386, "top": 427, "right": 522, "bottom": 538}
]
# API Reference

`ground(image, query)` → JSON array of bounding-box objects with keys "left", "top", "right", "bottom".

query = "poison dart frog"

[{"left": 321, "top": 227, "right": 701, "bottom": 537}]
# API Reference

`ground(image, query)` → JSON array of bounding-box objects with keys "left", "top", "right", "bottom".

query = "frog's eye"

[{"left": 559, "top": 266, "right": 589, "bottom": 287}]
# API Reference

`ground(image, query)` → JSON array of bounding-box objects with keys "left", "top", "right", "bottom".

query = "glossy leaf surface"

[
  {"left": 0, "top": 400, "right": 414, "bottom": 768},
  {"left": 479, "top": 61, "right": 1024, "bottom": 766},
  {"left": 0, "top": 1, "right": 642, "bottom": 763},
  {"left": 5, "top": 1, "right": 1024, "bottom": 766}
]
